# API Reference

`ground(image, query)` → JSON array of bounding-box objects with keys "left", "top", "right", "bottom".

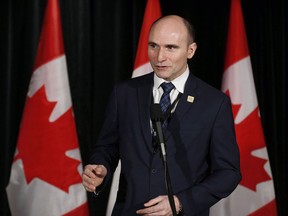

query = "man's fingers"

[
  {"left": 82, "top": 174, "right": 96, "bottom": 191},
  {"left": 83, "top": 164, "right": 106, "bottom": 179},
  {"left": 82, "top": 164, "right": 107, "bottom": 192},
  {"left": 93, "top": 165, "right": 107, "bottom": 178},
  {"left": 144, "top": 195, "right": 164, "bottom": 207}
]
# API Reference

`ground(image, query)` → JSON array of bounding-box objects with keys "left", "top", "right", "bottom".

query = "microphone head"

[{"left": 150, "top": 104, "right": 164, "bottom": 122}]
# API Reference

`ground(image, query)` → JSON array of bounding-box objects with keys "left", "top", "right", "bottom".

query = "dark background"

[{"left": 1, "top": 0, "right": 287, "bottom": 215}]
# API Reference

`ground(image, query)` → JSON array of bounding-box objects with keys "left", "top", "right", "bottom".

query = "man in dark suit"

[{"left": 82, "top": 15, "right": 241, "bottom": 216}]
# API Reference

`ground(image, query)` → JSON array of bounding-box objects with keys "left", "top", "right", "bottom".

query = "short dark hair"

[{"left": 181, "top": 17, "right": 196, "bottom": 44}]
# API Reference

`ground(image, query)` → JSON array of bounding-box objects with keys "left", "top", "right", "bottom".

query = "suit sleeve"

[{"left": 89, "top": 86, "right": 120, "bottom": 191}]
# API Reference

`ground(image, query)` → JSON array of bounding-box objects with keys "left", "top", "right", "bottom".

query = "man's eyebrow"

[
  {"left": 148, "top": 42, "right": 179, "bottom": 48},
  {"left": 148, "top": 41, "right": 157, "bottom": 45},
  {"left": 165, "top": 44, "right": 179, "bottom": 48}
]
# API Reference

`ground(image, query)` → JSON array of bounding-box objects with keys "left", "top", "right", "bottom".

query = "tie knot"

[{"left": 161, "top": 82, "right": 174, "bottom": 94}]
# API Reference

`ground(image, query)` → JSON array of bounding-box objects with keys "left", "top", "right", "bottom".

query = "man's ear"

[{"left": 187, "top": 42, "right": 197, "bottom": 59}]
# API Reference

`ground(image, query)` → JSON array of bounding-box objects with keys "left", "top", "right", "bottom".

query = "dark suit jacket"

[{"left": 90, "top": 72, "right": 241, "bottom": 216}]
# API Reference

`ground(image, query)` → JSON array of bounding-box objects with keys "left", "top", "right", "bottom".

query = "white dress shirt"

[{"left": 153, "top": 65, "right": 189, "bottom": 113}]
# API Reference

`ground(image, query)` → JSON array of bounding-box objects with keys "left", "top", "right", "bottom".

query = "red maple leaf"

[
  {"left": 231, "top": 102, "right": 271, "bottom": 191},
  {"left": 15, "top": 86, "right": 82, "bottom": 192}
]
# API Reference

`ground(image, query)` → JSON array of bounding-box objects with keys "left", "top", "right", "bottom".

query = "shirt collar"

[{"left": 153, "top": 66, "right": 189, "bottom": 93}]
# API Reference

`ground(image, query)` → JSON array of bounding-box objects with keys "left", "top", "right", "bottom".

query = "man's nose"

[{"left": 157, "top": 48, "right": 166, "bottom": 62}]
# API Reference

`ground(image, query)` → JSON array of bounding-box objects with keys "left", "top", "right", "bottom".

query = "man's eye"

[{"left": 167, "top": 46, "right": 176, "bottom": 50}]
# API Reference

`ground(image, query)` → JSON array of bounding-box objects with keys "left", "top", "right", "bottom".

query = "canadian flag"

[
  {"left": 210, "top": 0, "right": 278, "bottom": 215},
  {"left": 105, "top": 0, "right": 161, "bottom": 215},
  {"left": 6, "top": 0, "right": 89, "bottom": 215}
]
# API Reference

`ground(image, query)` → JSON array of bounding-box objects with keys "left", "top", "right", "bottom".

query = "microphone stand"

[
  {"left": 151, "top": 105, "right": 177, "bottom": 216},
  {"left": 160, "top": 138, "right": 177, "bottom": 216}
]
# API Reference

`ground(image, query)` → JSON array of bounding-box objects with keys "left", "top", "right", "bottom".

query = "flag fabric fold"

[
  {"left": 6, "top": 0, "right": 89, "bottom": 215},
  {"left": 105, "top": 0, "right": 161, "bottom": 215},
  {"left": 210, "top": 0, "right": 277, "bottom": 215}
]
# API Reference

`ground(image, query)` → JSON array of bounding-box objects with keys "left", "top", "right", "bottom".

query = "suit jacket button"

[{"left": 151, "top": 169, "right": 157, "bottom": 174}]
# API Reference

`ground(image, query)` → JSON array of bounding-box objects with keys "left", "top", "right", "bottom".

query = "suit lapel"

[
  {"left": 137, "top": 74, "right": 154, "bottom": 152},
  {"left": 135, "top": 72, "right": 198, "bottom": 151},
  {"left": 166, "top": 73, "right": 198, "bottom": 138}
]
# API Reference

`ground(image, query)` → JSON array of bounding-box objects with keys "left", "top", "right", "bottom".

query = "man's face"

[{"left": 148, "top": 16, "right": 197, "bottom": 81}]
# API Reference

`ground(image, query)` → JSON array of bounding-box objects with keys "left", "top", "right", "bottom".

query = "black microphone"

[
  {"left": 150, "top": 103, "right": 177, "bottom": 216},
  {"left": 150, "top": 104, "right": 167, "bottom": 161}
]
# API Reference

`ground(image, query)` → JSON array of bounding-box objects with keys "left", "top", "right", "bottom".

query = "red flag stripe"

[
  {"left": 133, "top": 0, "right": 162, "bottom": 70},
  {"left": 224, "top": 0, "right": 249, "bottom": 71},
  {"left": 34, "top": 0, "right": 65, "bottom": 71}
]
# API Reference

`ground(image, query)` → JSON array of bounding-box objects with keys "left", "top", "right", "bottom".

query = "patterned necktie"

[{"left": 160, "top": 82, "right": 174, "bottom": 128}]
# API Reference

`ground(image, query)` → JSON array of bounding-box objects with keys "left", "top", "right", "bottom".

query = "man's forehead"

[
  {"left": 151, "top": 20, "right": 186, "bottom": 37},
  {"left": 149, "top": 28, "right": 186, "bottom": 44}
]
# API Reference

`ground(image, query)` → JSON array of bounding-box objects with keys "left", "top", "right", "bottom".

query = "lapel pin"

[{"left": 187, "top": 95, "right": 195, "bottom": 103}]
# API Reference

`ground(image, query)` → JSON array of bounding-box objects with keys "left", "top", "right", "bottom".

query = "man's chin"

[{"left": 155, "top": 71, "right": 170, "bottom": 78}]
